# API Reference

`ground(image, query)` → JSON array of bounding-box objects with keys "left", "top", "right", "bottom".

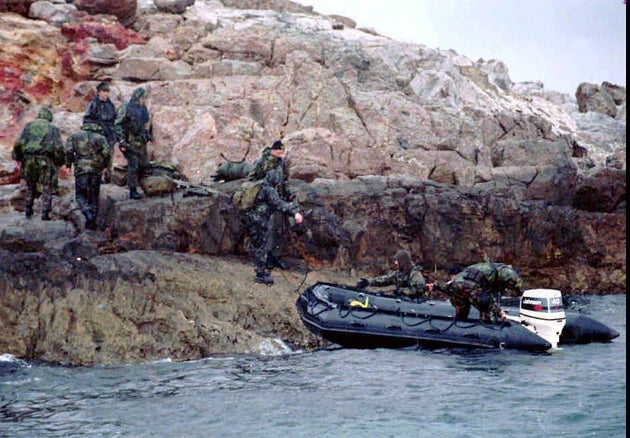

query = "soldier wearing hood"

[
  {"left": 115, "top": 87, "right": 152, "bottom": 199},
  {"left": 246, "top": 168, "right": 305, "bottom": 285},
  {"left": 12, "top": 108, "right": 65, "bottom": 220},
  {"left": 65, "top": 122, "right": 112, "bottom": 230},
  {"left": 83, "top": 81, "right": 118, "bottom": 183},
  {"left": 428, "top": 262, "right": 524, "bottom": 322},
  {"left": 356, "top": 250, "right": 427, "bottom": 299}
]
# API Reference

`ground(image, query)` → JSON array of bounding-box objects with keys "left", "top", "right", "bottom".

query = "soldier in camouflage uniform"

[
  {"left": 65, "top": 122, "right": 112, "bottom": 231},
  {"left": 246, "top": 168, "right": 304, "bottom": 285},
  {"left": 83, "top": 81, "right": 118, "bottom": 183},
  {"left": 11, "top": 107, "right": 65, "bottom": 220},
  {"left": 355, "top": 250, "right": 427, "bottom": 299},
  {"left": 115, "top": 87, "right": 152, "bottom": 199},
  {"left": 428, "top": 262, "right": 524, "bottom": 322},
  {"left": 247, "top": 140, "right": 294, "bottom": 270}
]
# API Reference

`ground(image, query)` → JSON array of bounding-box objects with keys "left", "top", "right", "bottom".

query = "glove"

[{"left": 356, "top": 278, "right": 369, "bottom": 289}]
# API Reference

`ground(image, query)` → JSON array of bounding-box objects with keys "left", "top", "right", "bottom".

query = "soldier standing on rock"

[
  {"left": 65, "top": 122, "right": 112, "bottom": 231},
  {"left": 115, "top": 87, "right": 152, "bottom": 200},
  {"left": 247, "top": 140, "right": 294, "bottom": 270},
  {"left": 11, "top": 107, "right": 65, "bottom": 220},
  {"left": 246, "top": 168, "right": 305, "bottom": 285},
  {"left": 83, "top": 81, "right": 119, "bottom": 184}
]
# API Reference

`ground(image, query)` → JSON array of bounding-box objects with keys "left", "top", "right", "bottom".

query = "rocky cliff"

[{"left": 0, "top": 0, "right": 625, "bottom": 365}]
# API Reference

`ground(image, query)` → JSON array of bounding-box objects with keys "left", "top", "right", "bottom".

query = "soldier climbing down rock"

[{"left": 245, "top": 168, "right": 305, "bottom": 285}]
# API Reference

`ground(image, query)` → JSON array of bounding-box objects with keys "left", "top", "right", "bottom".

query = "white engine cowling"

[{"left": 519, "top": 289, "right": 566, "bottom": 349}]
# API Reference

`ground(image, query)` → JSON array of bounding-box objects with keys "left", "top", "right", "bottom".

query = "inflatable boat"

[{"left": 296, "top": 282, "right": 619, "bottom": 353}]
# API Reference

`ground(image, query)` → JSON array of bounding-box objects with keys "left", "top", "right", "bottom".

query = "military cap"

[
  {"left": 96, "top": 82, "right": 110, "bottom": 92},
  {"left": 271, "top": 140, "right": 284, "bottom": 150}
]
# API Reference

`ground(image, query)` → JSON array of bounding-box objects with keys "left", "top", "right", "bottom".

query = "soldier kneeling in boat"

[{"left": 355, "top": 250, "right": 427, "bottom": 300}]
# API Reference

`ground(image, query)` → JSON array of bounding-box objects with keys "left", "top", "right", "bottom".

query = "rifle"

[{"left": 166, "top": 177, "right": 218, "bottom": 197}]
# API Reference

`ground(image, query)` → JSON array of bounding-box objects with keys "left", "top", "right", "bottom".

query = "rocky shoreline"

[{"left": 0, "top": 0, "right": 625, "bottom": 365}]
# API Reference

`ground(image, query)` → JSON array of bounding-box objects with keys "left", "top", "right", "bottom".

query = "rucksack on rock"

[{"left": 232, "top": 180, "right": 261, "bottom": 212}]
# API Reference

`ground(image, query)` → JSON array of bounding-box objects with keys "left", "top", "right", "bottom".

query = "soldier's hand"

[
  {"left": 102, "top": 169, "right": 111, "bottom": 183},
  {"left": 294, "top": 212, "right": 303, "bottom": 224}
]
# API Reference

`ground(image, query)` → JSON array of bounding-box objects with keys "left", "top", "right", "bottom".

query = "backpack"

[{"left": 232, "top": 180, "right": 261, "bottom": 212}]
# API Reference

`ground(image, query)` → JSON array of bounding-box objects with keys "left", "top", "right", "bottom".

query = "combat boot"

[
  {"left": 254, "top": 272, "right": 274, "bottom": 285},
  {"left": 25, "top": 206, "right": 34, "bottom": 218},
  {"left": 130, "top": 188, "right": 144, "bottom": 199},
  {"left": 41, "top": 211, "right": 51, "bottom": 221}
]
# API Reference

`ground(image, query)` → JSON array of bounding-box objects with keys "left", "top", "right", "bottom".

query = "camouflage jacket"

[
  {"left": 367, "top": 265, "right": 427, "bottom": 298},
  {"left": 65, "top": 124, "right": 111, "bottom": 176},
  {"left": 437, "top": 262, "right": 523, "bottom": 299},
  {"left": 12, "top": 114, "right": 64, "bottom": 168},
  {"left": 115, "top": 97, "right": 152, "bottom": 146},
  {"left": 247, "top": 179, "right": 298, "bottom": 222},
  {"left": 83, "top": 96, "right": 118, "bottom": 146},
  {"left": 247, "top": 147, "right": 292, "bottom": 199},
  {"left": 247, "top": 147, "right": 286, "bottom": 181}
]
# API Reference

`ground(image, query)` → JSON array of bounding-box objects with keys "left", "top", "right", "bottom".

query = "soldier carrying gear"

[
  {"left": 247, "top": 139, "right": 295, "bottom": 270},
  {"left": 115, "top": 87, "right": 152, "bottom": 199},
  {"left": 428, "top": 262, "right": 524, "bottom": 322},
  {"left": 12, "top": 107, "right": 65, "bottom": 220},
  {"left": 245, "top": 168, "right": 304, "bottom": 286},
  {"left": 65, "top": 122, "right": 112, "bottom": 231},
  {"left": 356, "top": 250, "right": 427, "bottom": 300},
  {"left": 83, "top": 81, "right": 119, "bottom": 184}
]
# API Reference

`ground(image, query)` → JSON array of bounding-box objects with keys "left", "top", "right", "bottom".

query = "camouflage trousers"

[
  {"left": 124, "top": 142, "right": 149, "bottom": 189},
  {"left": 75, "top": 173, "right": 102, "bottom": 222},
  {"left": 21, "top": 155, "right": 57, "bottom": 214},
  {"left": 446, "top": 279, "right": 497, "bottom": 321},
  {"left": 245, "top": 213, "right": 276, "bottom": 275}
]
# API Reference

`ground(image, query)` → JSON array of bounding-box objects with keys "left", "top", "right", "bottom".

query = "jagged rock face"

[{"left": 74, "top": 0, "right": 138, "bottom": 22}]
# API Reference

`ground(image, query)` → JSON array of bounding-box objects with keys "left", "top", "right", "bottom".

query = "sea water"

[{"left": 0, "top": 294, "right": 625, "bottom": 438}]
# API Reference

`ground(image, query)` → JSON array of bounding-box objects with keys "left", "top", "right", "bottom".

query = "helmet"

[
  {"left": 131, "top": 87, "right": 148, "bottom": 101},
  {"left": 37, "top": 107, "right": 53, "bottom": 122}
]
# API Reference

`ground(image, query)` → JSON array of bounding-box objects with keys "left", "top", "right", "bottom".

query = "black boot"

[
  {"left": 85, "top": 213, "right": 97, "bottom": 230},
  {"left": 41, "top": 211, "right": 51, "bottom": 221},
  {"left": 254, "top": 272, "right": 274, "bottom": 285},
  {"left": 130, "top": 188, "right": 144, "bottom": 199},
  {"left": 25, "top": 206, "right": 34, "bottom": 218}
]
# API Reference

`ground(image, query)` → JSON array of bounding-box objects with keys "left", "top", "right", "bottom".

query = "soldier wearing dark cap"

[
  {"left": 428, "top": 262, "right": 524, "bottom": 322},
  {"left": 65, "top": 122, "right": 112, "bottom": 230},
  {"left": 12, "top": 108, "right": 65, "bottom": 220},
  {"left": 83, "top": 81, "right": 118, "bottom": 183},
  {"left": 247, "top": 140, "right": 294, "bottom": 270},
  {"left": 356, "top": 250, "right": 427, "bottom": 299},
  {"left": 115, "top": 87, "right": 152, "bottom": 199},
  {"left": 246, "top": 168, "right": 305, "bottom": 285}
]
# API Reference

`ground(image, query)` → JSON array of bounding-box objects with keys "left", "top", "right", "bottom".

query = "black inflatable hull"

[
  {"left": 296, "top": 283, "right": 619, "bottom": 352},
  {"left": 297, "top": 283, "right": 552, "bottom": 352}
]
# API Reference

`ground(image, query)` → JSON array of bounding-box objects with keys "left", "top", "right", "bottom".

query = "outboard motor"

[{"left": 519, "top": 289, "right": 567, "bottom": 349}]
